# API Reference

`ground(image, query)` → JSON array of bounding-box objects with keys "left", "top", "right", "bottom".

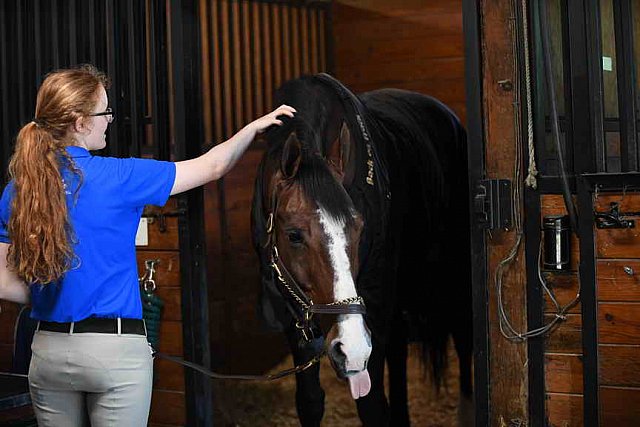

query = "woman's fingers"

[{"left": 274, "top": 104, "right": 296, "bottom": 117}]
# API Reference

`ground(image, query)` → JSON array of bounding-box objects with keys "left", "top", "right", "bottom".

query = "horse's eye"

[{"left": 286, "top": 229, "right": 304, "bottom": 245}]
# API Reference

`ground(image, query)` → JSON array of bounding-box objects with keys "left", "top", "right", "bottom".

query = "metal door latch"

[{"left": 474, "top": 179, "right": 512, "bottom": 230}]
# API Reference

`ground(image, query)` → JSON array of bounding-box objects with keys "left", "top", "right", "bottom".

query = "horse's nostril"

[{"left": 330, "top": 341, "right": 345, "bottom": 357}]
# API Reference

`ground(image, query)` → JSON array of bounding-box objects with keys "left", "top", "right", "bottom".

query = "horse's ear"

[
  {"left": 281, "top": 131, "right": 302, "bottom": 179},
  {"left": 328, "top": 121, "right": 356, "bottom": 186}
]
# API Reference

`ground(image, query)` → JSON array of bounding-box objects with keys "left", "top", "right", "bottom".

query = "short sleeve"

[
  {"left": 0, "top": 181, "right": 14, "bottom": 243},
  {"left": 117, "top": 158, "right": 176, "bottom": 208}
]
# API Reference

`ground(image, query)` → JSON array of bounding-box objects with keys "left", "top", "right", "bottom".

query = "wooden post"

[{"left": 481, "top": 0, "right": 529, "bottom": 424}]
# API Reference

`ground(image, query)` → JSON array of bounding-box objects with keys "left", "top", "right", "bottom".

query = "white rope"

[
  {"left": 523, "top": 0, "right": 538, "bottom": 189},
  {"left": 495, "top": 0, "right": 578, "bottom": 342}
]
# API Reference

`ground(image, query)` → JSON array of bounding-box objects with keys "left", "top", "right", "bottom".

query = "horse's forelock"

[{"left": 296, "top": 154, "right": 355, "bottom": 228}]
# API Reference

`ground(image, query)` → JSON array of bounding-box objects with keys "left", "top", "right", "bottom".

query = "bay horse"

[{"left": 251, "top": 74, "right": 473, "bottom": 426}]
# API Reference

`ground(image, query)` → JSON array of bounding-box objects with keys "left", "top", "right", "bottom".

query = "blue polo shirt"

[{"left": 0, "top": 146, "right": 176, "bottom": 322}]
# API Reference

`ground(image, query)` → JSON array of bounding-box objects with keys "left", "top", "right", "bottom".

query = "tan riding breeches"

[{"left": 29, "top": 330, "right": 153, "bottom": 427}]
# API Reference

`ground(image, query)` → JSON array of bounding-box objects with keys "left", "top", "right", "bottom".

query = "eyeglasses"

[{"left": 89, "top": 108, "right": 115, "bottom": 124}]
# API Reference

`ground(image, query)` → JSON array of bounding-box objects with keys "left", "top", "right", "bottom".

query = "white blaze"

[{"left": 318, "top": 207, "right": 371, "bottom": 372}]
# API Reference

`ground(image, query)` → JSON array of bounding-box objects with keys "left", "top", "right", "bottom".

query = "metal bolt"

[
  {"left": 498, "top": 79, "right": 513, "bottom": 91},
  {"left": 624, "top": 266, "right": 634, "bottom": 276}
]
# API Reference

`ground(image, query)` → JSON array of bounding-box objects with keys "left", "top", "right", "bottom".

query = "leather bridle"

[{"left": 263, "top": 179, "right": 366, "bottom": 342}]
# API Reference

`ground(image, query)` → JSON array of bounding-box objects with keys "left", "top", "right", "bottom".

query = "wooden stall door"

[{"left": 595, "top": 193, "right": 640, "bottom": 426}]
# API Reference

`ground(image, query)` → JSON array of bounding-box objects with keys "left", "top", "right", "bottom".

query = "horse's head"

[{"left": 255, "top": 115, "right": 372, "bottom": 398}]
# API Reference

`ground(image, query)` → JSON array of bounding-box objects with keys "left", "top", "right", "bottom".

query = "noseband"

[{"left": 263, "top": 180, "right": 366, "bottom": 342}]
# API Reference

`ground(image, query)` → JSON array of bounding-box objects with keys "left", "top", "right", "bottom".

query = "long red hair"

[{"left": 8, "top": 65, "right": 109, "bottom": 284}]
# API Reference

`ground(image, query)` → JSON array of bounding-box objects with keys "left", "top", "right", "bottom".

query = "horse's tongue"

[{"left": 347, "top": 369, "right": 371, "bottom": 400}]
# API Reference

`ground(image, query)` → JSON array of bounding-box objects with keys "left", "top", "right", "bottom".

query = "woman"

[{"left": 0, "top": 64, "right": 294, "bottom": 426}]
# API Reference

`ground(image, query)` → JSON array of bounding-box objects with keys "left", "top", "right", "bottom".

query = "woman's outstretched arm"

[{"left": 171, "top": 104, "right": 296, "bottom": 195}]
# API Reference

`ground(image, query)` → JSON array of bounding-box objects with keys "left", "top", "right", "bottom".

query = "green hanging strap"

[{"left": 139, "top": 259, "right": 164, "bottom": 350}]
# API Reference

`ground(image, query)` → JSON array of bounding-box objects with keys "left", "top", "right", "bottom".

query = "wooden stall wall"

[
  {"left": 541, "top": 196, "right": 584, "bottom": 426},
  {"left": 332, "top": 0, "right": 466, "bottom": 123},
  {"left": 136, "top": 199, "right": 186, "bottom": 427},
  {"left": 198, "top": 0, "right": 330, "bottom": 374},
  {"left": 594, "top": 193, "right": 640, "bottom": 425}
]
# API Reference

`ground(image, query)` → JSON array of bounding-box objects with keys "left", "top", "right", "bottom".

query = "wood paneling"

[
  {"left": 599, "top": 344, "right": 640, "bottom": 387},
  {"left": 598, "top": 302, "right": 640, "bottom": 344},
  {"left": 136, "top": 252, "right": 181, "bottom": 286},
  {"left": 156, "top": 321, "right": 184, "bottom": 356},
  {"left": 543, "top": 273, "right": 581, "bottom": 314},
  {"left": 595, "top": 194, "right": 640, "bottom": 258},
  {"left": 546, "top": 393, "right": 584, "bottom": 427},
  {"left": 333, "top": 0, "right": 465, "bottom": 123},
  {"left": 545, "top": 354, "right": 583, "bottom": 394},
  {"left": 545, "top": 314, "right": 583, "bottom": 354},
  {"left": 596, "top": 227, "right": 640, "bottom": 259},
  {"left": 138, "top": 198, "right": 184, "bottom": 426},
  {"left": 154, "top": 357, "right": 186, "bottom": 391},
  {"left": 598, "top": 260, "right": 640, "bottom": 301},
  {"left": 595, "top": 193, "right": 640, "bottom": 424},
  {"left": 600, "top": 386, "right": 640, "bottom": 425}
]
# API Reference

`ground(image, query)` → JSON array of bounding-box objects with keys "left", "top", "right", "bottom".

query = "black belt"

[{"left": 38, "top": 318, "right": 146, "bottom": 335}]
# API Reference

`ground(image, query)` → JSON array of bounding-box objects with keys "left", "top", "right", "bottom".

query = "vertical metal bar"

[
  {"left": 34, "top": 0, "right": 42, "bottom": 79},
  {"left": 291, "top": 6, "right": 300, "bottom": 78},
  {"left": 199, "top": 0, "right": 212, "bottom": 146},
  {"left": 51, "top": 0, "right": 59, "bottom": 69},
  {"left": 0, "top": 1, "right": 10, "bottom": 175},
  {"left": 126, "top": 0, "right": 140, "bottom": 157},
  {"left": 577, "top": 177, "right": 599, "bottom": 427},
  {"left": 282, "top": 4, "right": 291, "bottom": 81},
  {"left": 69, "top": 0, "right": 77, "bottom": 66},
  {"left": 16, "top": 0, "right": 25, "bottom": 122},
  {"left": 169, "top": 2, "right": 212, "bottom": 426},
  {"left": 567, "top": 0, "right": 600, "bottom": 424},
  {"left": 318, "top": 7, "right": 326, "bottom": 72},
  {"left": 242, "top": 1, "right": 253, "bottom": 124},
  {"left": 251, "top": 2, "right": 263, "bottom": 118},
  {"left": 517, "top": 1, "right": 545, "bottom": 423},
  {"left": 150, "top": 0, "right": 169, "bottom": 161},
  {"left": 56, "top": 0, "right": 69, "bottom": 65},
  {"left": 213, "top": 0, "right": 224, "bottom": 142},
  {"left": 462, "top": 0, "right": 489, "bottom": 425},
  {"left": 310, "top": 8, "right": 318, "bottom": 73},
  {"left": 300, "top": 7, "right": 309, "bottom": 74},
  {"left": 524, "top": 189, "right": 544, "bottom": 427},
  {"left": 261, "top": 2, "right": 272, "bottom": 112},
  {"left": 560, "top": 0, "right": 574, "bottom": 174},
  {"left": 324, "top": 2, "right": 334, "bottom": 75},
  {"left": 231, "top": 1, "right": 242, "bottom": 130},
  {"left": 613, "top": 0, "right": 638, "bottom": 171},
  {"left": 105, "top": 0, "right": 119, "bottom": 157},
  {"left": 88, "top": 0, "right": 97, "bottom": 65},
  {"left": 271, "top": 3, "right": 281, "bottom": 91},
  {"left": 589, "top": 0, "right": 606, "bottom": 172},
  {"left": 221, "top": 0, "right": 232, "bottom": 138}
]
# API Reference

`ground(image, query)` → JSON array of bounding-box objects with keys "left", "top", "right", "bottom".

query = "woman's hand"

[{"left": 247, "top": 104, "right": 296, "bottom": 135}]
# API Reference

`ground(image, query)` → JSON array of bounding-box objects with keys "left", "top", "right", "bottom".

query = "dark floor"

[{"left": 213, "top": 343, "right": 461, "bottom": 426}]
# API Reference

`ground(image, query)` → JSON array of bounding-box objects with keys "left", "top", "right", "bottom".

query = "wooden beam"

[{"left": 481, "top": 0, "right": 529, "bottom": 423}]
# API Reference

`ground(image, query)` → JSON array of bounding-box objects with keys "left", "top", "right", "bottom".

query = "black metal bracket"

[
  {"left": 594, "top": 202, "right": 636, "bottom": 229},
  {"left": 143, "top": 208, "right": 187, "bottom": 233},
  {"left": 474, "top": 179, "right": 513, "bottom": 230}
]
